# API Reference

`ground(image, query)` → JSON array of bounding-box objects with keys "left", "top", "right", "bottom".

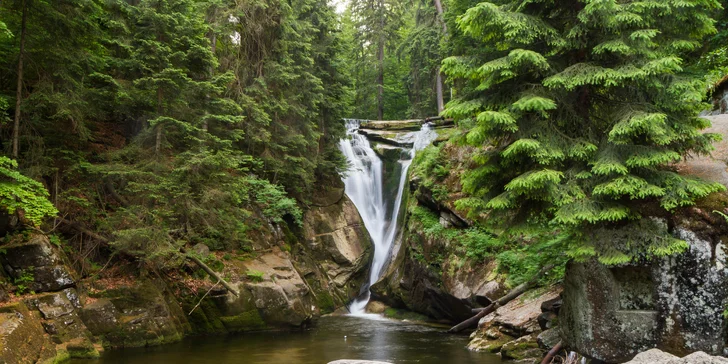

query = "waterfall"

[{"left": 339, "top": 119, "right": 437, "bottom": 315}]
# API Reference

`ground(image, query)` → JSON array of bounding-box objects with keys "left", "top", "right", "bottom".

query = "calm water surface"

[{"left": 72, "top": 315, "right": 500, "bottom": 364}]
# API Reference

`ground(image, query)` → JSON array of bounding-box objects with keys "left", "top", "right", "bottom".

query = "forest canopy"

[{"left": 0, "top": 0, "right": 726, "bottom": 274}]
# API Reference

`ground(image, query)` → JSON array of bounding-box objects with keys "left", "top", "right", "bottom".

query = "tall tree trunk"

[
  {"left": 434, "top": 0, "right": 446, "bottom": 114},
  {"left": 436, "top": 72, "right": 444, "bottom": 114},
  {"left": 433, "top": 0, "right": 447, "bottom": 33},
  {"left": 12, "top": 0, "right": 28, "bottom": 159},
  {"left": 377, "top": 5, "right": 385, "bottom": 121},
  {"left": 204, "top": 6, "right": 218, "bottom": 133},
  {"left": 155, "top": 88, "right": 163, "bottom": 155},
  {"left": 377, "top": 34, "right": 384, "bottom": 121}
]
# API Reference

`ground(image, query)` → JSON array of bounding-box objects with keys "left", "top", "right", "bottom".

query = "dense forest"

[{"left": 0, "top": 0, "right": 727, "bottom": 302}]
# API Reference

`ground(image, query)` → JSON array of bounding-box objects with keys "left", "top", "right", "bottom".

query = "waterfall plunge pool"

[
  {"left": 73, "top": 121, "right": 500, "bottom": 363},
  {"left": 70, "top": 315, "right": 500, "bottom": 363}
]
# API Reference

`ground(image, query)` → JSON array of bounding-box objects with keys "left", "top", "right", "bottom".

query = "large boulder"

[
  {"left": 560, "top": 224, "right": 728, "bottom": 362},
  {"left": 0, "top": 234, "right": 75, "bottom": 293},
  {"left": 209, "top": 248, "right": 315, "bottom": 330}
]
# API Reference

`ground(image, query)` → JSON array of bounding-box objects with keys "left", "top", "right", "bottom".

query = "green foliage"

[
  {"left": 0, "top": 157, "right": 57, "bottom": 226},
  {"left": 14, "top": 268, "right": 34, "bottom": 295},
  {"left": 0, "top": 0, "right": 350, "bottom": 270},
  {"left": 246, "top": 270, "right": 264, "bottom": 282},
  {"left": 442, "top": 0, "right": 726, "bottom": 262}
]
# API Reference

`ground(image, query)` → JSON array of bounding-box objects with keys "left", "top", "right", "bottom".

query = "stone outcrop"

[
  {"left": 0, "top": 234, "right": 75, "bottom": 293},
  {"left": 300, "top": 194, "right": 373, "bottom": 309}
]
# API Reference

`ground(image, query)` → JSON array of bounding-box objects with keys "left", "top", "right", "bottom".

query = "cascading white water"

[{"left": 339, "top": 119, "right": 437, "bottom": 315}]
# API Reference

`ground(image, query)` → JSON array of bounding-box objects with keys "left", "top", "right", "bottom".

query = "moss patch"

[
  {"left": 219, "top": 310, "right": 267, "bottom": 332},
  {"left": 316, "top": 291, "right": 335, "bottom": 314},
  {"left": 66, "top": 339, "right": 100, "bottom": 359}
]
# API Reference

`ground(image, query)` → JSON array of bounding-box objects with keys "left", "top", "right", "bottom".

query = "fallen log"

[
  {"left": 447, "top": 264, "right": 555, "bottom": 333},
  {"left": 182, "top": 248, "right": 239, "bottom": 297},
  {"left": 540, "top": 340, "right": 563, "bottom": 364}
]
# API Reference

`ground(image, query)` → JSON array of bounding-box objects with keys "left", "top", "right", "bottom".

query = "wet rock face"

[
  {"left": 560, "top": 226, "right": 728, "bottom": 363},
  {"left": 302, "top": 195, "right": 372, "bottom": 302},
  {"left": 0, "top": 234, "right": 75, "bottom": 293},
  {"left": 371, "top": 246, "right": 476, "bottom": 322}
]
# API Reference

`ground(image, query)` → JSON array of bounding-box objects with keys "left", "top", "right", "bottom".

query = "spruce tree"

[{"left": 442, "top": 0, "right": 725, "bottom": 263}]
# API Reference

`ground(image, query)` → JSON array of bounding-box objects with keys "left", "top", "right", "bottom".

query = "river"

[{"left": 70, "top": 315, "right": 500, "bottom": 364}]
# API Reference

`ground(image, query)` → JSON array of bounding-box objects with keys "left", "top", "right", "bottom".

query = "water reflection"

[{"left": 71, "top": 316, "right": 499, "bottom": 364}]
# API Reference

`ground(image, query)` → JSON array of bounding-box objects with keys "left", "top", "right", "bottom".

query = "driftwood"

[
  {"left": 447, "top": 264, "right": 555, "bottom": 333},
  {"left": 59, "top": 218, "right": 239, "bottom": 296},
  {"left": 540, "top": 340, "right": 563, "bottom": 364}
]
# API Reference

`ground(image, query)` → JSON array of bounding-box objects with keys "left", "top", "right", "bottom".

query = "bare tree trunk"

[
  {"left": 184, "top": 251, "right": 239, "bottom": 296},
  {"left": 12, "top": 0, "right": 28, "bottom": 159},
  {"left": 448, "top": 264, "right": 555, "bottom": 333},
  {"left": 433, "top": 0, "right": 447, "bottom": 33},
  {"left": 203, "top": 6, "right": 218, "bottom": 133},
  {"left": 155, "top": 124, "right": 163, "bottom": 154},
  {"left": 377, "top": 33, "right": 384, "bottom": 120},
  {"left": 155, "top": 88, "right": 163, "bottom": 155},
  {"left": 433, "top": 0, "right": 446, "bottom": 114},
  {"left": 436, "top": 72, "right": 444, "bottom": 114}
]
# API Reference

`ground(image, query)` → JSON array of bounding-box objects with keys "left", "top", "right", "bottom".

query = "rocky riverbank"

[{"left": 0, "top": 191, "right": 372, "bottom": 363}]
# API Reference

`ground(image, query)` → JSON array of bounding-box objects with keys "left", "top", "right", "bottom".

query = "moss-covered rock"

[
  {"left": 500, "top": 334, "right": 542, "bottom": 361},
  {"left": 84, "top": 279, "right": 190, "bottom": 349},
  {"left": 65, "top": 338, "right": 100, "bottom": 359},
  {"left": 382, "top": 307, "right": 431, "bottom": 322},
  {"left": 219, "top": 310, "right": 267, "bottom": 332},
  {"left": 0, "top": 302, "right": 58, "bottom": 363},
  {"left": 467, "top": 331, "right": 515, "bottom": 353}
]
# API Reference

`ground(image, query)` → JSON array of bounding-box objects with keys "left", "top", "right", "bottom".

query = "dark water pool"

[{"left": 71, "top": 315, "right": 500, "bottom": 364}]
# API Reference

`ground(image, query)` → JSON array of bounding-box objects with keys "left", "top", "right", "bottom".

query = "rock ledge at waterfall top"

[{"left": 328, "top": 360, "right": 393, "bottom": 364}]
